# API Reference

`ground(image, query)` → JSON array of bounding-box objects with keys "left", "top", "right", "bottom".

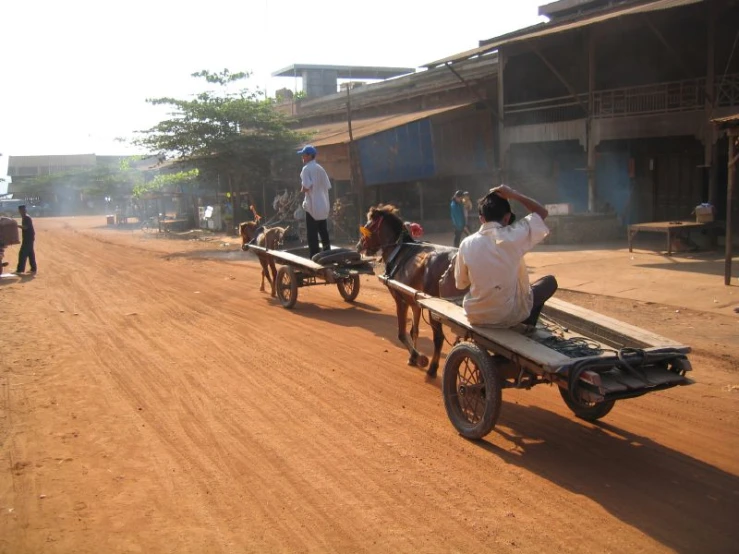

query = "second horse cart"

[{"left": 244, "top": 245, "right": 375, "bottom": 309}]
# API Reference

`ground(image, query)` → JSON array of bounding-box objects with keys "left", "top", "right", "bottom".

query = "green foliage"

[
  {"left": 133, "top": 70, "right": 308, "bottom": 186},
  {"left": 13, "top": 158, "right": 145, "bottom": 197},
  {"left": 132, "top": 169, "right": 199, "bottom": 198}
]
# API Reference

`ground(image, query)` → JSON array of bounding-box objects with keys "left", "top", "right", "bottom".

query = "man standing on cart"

[
  {"left": 454, "top": 185, "right": 557, "bottom": 328},
  {"left": 297, "top": 145, "right": 332, "bottom": 258}
]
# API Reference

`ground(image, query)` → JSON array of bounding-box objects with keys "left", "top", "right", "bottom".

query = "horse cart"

[
  {"left": 380, "top": 277, "right": 694, "bottom": 440},
  {"left": 244, "top": 245, "right": 375, "bottom": 309}
]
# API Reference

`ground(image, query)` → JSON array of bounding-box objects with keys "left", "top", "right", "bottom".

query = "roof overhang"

[
  {"left": 296, "top": 104, "right": 474, "bottom": 148},
  {"left": 424, "top": 0, "right": 704, "bottom": 68},
  {"left": 272, "top": 64, "right": 415, "bottom": 80},
  {"left": 712, "top": 114, "right": 739, "bottom": 132}
]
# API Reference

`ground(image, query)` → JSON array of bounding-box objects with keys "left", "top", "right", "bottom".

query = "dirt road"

[{"left": 1, "top": 217, "right": 738, "bottom": 553}]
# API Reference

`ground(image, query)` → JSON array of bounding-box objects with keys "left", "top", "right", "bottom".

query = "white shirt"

[
  {"left": 300, "top": 160, "right": 332, "bottom": 220},
  {"left": 454, "top": 213, "right": 549, "bottom": 327}
]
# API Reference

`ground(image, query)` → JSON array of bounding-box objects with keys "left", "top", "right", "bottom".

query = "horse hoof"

[
  {"left": 416, "top": 355, "right": 429, "bottom": 368},
  {"left": 426, "top": 367, "right": 438, "bottom": 378}
]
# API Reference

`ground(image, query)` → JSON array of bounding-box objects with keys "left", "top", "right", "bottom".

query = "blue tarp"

[{"left": 358, "top": 119, "right": 436, "bottom": 186}]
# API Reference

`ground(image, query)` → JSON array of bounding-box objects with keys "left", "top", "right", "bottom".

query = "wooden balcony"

[{"left": 503, "top": 73, "right": 739, "bottom": 126}]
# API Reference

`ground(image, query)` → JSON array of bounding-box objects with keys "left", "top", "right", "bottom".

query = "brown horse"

[
  {"left": 239, "top": 221, "right": 289, "bottom": 297},
  {"left": 357, "top": 204, "right": 457, "bottom": 378}
]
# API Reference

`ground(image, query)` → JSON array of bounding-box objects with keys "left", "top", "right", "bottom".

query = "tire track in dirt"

[{"left": 2, "top": 221, "right": 738, "bottom": 553}]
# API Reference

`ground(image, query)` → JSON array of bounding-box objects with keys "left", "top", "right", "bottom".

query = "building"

[
  {"left": 7, "top": 154, "right": 159, "bottom": 215},
  {"left": 427, "top": 0, "right": 739, "bottom": 237},
  {"left": 272, "top": 64, "right": 414, "bottom": 100},
  {"left": 273, "top": 59, "right": 501, "bottom": 231},
  {"left": 273, "top": 0, "right": 738, "bottom": 242}
]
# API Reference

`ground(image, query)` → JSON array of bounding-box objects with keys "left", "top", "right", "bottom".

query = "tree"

[
  {"left": 133, "top": 69, "right": 307, "bottom": 232},
  {"left": 12, "top": 157, "right": 146, "bottom": 207},
  {"left": 132, "top": 168, "right": 199, "bottom": 198}
]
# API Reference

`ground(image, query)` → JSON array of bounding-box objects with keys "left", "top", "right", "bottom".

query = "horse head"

[
  {"left": 357, "top": 204, "right": 405, "bottom": 256},
  {"left": 239, "top": 221, "right": 259, "bottom": 250}
]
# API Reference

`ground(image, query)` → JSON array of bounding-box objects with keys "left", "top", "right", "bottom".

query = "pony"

[
  {"left": 357, "top": 204, "right": 458, "bottom": 377},
  {"left": 239, "top": 221, "right": 289, "bottom": 297}
]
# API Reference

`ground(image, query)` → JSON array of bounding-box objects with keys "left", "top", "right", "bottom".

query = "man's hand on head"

[{"left": 489, "top": 185, "right": 515, "bottom": 199}]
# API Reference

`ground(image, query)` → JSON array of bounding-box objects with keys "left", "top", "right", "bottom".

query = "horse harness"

[{"left": 383, "top": 235, "right": 423, "bottom": 280}]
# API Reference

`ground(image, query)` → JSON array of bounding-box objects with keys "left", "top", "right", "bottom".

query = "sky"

[{"left": 0, "top": 0, "right": 547, "bottom": 192}]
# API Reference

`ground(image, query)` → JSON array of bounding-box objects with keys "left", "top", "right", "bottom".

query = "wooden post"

[
  {"left": 346, "top": 85, "right": 364, "bottom": 228},
  {"left": 726, "top": 133, "right": 737, "bottom": 286},
  {"left": 706, "top": 6, "right": 717, "bottom": 204},
  {"left": 587, "top": 30, "right": 597, "bottom": 213},
  {"left": 497, "top": 49, "right": 507, "bottom": 183}
]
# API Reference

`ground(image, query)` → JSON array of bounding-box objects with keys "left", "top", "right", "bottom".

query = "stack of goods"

[{"left": 0, "top": 217, "right": 20, "bottom": 246}]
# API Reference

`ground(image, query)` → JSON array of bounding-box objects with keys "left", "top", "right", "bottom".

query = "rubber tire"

[
  {"left": 442, "top": 342, "right": 502, "bottom": 440},
  {"left": 312, "top": 248, "right": 361, "bottom": 265},
  {"left": 337, "top": 274, "right": 360, "bottom": 302},
  {"left": 276, "top": 266, "right": 298, "bottom": 309},
  {"left": 558, "top": 386, "right": 615, "bottom": 421}
]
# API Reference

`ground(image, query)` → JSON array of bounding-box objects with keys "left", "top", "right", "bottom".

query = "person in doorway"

[
  {"left": 450, "top": 190, "right": 469, "bottom": 247},
  {"left": 16, "top": 205, "right": 37, "bottom": 274},
  {"left": 455, "top": 185, "right": 557, "bottom": 328},
  {"left": 298, "top": 144, "right": 332, "bottom": 258}
]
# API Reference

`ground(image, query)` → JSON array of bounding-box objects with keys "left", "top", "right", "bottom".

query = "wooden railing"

[
  {"left": 503, "top": 73, "right": 739, "bottom": 125},
  {"left": 593, "top": 78, "right": 705, "bottom": 118}
]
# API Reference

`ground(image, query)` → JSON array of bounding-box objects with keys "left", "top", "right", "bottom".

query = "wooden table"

[{"left": 628, "top": 220, "right": 714, "bottom": 255}]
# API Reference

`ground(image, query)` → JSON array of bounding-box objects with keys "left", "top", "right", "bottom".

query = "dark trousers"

[
  {"left": 522, "top": 275, "right": 558, "bottom": 326},
  {"left": 306, "top": 212, "right": 330, "bottom": 258},
  {"left": 453, "top": 228, "right": 464, "bottom": 248},
  {"left": 17, "top": 241, "right": 37, "bottom": 273}
]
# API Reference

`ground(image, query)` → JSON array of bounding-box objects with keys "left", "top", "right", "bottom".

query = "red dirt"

[{"left": 1, "top": 217, "right": 737, "bottom": 554}]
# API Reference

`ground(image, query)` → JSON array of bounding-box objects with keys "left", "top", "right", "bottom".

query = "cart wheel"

[
  {"left": 337, "top": 274, "right": 360, "bottom": 302},
  {"left": 276, "top": 266, "right": 298, "bottom": 309},
  {"left": 558, "top": 387, "right": 615, "bottom": 421},
  {"left": 442, "top": 342, "right": 502, "bottom": 440}
]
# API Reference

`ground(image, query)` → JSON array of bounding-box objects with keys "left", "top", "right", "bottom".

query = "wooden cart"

[
  {"left": 244, "top": 245, "right": 375, "bottom": 309},
  {"left": 380, "top": 277, "right": 694, "bottom": 439}
]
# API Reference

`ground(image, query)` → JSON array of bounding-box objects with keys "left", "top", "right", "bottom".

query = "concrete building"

[{"left": 271, "top": 64, "right": 414, "bottom": 99}]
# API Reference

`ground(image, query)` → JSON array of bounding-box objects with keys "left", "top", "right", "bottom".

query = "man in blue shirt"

[{"left": 450, "top": 190, "right": 469, "bottom": 247}]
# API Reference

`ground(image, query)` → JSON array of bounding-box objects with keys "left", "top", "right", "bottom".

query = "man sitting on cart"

[{"left": 454, "top": 185, "right": 557, "bottom": 329}]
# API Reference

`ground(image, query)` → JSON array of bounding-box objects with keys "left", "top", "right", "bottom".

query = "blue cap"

[{"left": 297, "top": 145, "right": 317, "bottom": 156}]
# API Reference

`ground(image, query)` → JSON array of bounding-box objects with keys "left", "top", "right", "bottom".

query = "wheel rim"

[
  {"left": 277, "top": 271, "right": 292, "bottom": 302},
  {"left": 341, "top": 278, "right": 355, "bottom": 296},
  {"left": 452, "top": 356, "right": 487, "bottom": 425}
]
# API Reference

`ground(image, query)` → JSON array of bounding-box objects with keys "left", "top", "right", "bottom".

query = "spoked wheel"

[
  {"left": 558, "top": 387, "right": 615, "bottom": 421},
  {"left": 337, "top": 274, "right": 360, "bottom": 302},
  {"left": 442, "top": 342, "right": 502, "bottom": 440},
  {"left": 276, "top": 266, "right": 299, "bottom": 309}
]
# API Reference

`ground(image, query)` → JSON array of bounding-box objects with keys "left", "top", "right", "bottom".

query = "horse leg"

[
  {"left": 410, "top": 304, "right": 429, "bottom": 368},
  {"left": 426, "top": 318, "right": 445, "bottom": 378},
  {"left": 267, "top": 260, "right": 277, "bottom": 298},
  {"left": 395, "top": 299, "right": 427, "bottom": 368},
  {"left": 259, "top": 258, "right": 267, "bottom": 292}
]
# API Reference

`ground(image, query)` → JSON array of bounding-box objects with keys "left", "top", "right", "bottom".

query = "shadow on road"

[{"left": 473, "top": 401, "right": 739, "bottom": 554}]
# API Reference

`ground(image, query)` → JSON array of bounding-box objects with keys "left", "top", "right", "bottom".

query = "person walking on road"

[
  {"left": 450, "top": 190, "right": 469, "bottom": 248},
  {"left": 298, "top": 145, "right": 332, "bottom": 258},
  {"left": 16, "top": 205, "right": 37, "bottom": 274}
]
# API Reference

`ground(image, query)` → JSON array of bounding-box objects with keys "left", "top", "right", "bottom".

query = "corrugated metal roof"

[
  {"left": 297, "top": 104, "right": 472, "bottom": 147},
  {"left": 424, "top": 0, "right": 704, "bottom": 67}
]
